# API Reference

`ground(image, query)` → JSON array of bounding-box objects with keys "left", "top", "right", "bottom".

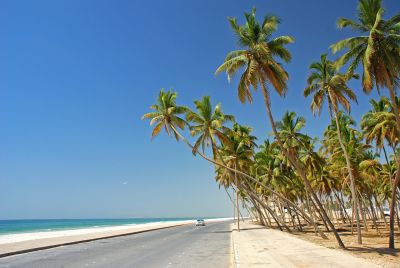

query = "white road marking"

[{"left": 233, "top": 237, "right": 240, "bottom": 268}]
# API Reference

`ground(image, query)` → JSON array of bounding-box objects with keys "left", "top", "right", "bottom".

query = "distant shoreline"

[{"left": 0, "top": 217, "right": 230, "bottom": 236}]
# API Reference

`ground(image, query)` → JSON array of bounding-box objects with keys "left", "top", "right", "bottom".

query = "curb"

[{"left": 231, "top": 224, "right": 240, "bottom": 268}]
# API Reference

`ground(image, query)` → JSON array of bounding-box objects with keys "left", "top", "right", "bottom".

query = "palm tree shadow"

[
  {"left": 232, "top": 227, "right": 267, "bottom": 231},
  {"left": 200, "top": 228, "right": 268, "bottom": 234},
  {"left": 346, "top": 246, "right": 399, "bottom": 257}
]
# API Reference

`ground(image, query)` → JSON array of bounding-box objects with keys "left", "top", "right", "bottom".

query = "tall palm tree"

[
  {"left": 216, "top": 9, "right": 345, "bottom": 248},
  {"left": 215, "top": 8, "right": 294, "bottom": 104},
  {"left": 304, "top": 53, "right": 363, "bottom": 244},
  {"left": 141, "top": 89, "right": 188, "bottom": 140},
  {"left": 330, "top": 0, "right": 400, "bottom": 248}
]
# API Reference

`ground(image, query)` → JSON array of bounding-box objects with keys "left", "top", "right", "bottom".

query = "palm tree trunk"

[
  {"left": 341, "top": 191, "right": 352, "bottom": 224},
  {"left": 373, "top": 193, "right": 387, "bottom": 228},
  {"left": 331, "top": 106, "right": 362, "bottom": 244},
  {"left": 296, "top": 212, "right": 303, "bottom": 231},
  {"left": 396, "top": 201, "right": 400, "bottom": 231},
  {"left": 329, "top": 194, "right": 339, "bottom": 223},
  {"left": 358, "top": 192, "right": 368, "bottom": 232},
  {"left": 383, "top": 146, "right": 394, "bottom": 229},
  {"left": 305, "top": 189, "right": 318, "bottom": 224},
  {"left": 236, "top": 169, "right": 240, "bottom": 232},
  {"left": 242, "top": 182, "right": 291, "bottom": 232},
  {"left": 334, "top": 191, "right": 350, "bottom": 223},
  {"left": 260, "top": 201, "right": 272, "bottom": 227},
  {"left": 245, "top": 201, "right": 261, "bottom": 224},
  {"left": 276, "top": 200, "right": 285, "bottom": 223},
  {"left": 334, "top": 191, "right": 344, "bottom": 223},
  {"left": 259, "top": 82, "right": 345, "bottom": 248},
  {"left": 383, "top": 146, "right": 393, "bottom": 182},
  {"left": 310, "top": 195, "right": 330, "bottom": 232},
  {"left": 368, "top": 195, "right": 381, "bottom": 234},
  {"left": 236, "top": 191, "right": 240, "bottom": 229},
  {"left": 224, "top": 187, "right": 239, "bottom": 221},
  {"left": 249, "top": 197, "right": 267, "bottom": 226},
  {"left": 388, "top": 86, "right": 400, "bottom": 249}
]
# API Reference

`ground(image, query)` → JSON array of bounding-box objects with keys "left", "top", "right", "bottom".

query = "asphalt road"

[{"left": 0, "top": 221, "right": 232, "bottom": 268}]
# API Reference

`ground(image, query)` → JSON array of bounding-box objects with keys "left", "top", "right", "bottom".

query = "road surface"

[{"left": 0, "top": 221, "right": 232, "bottom": 268}]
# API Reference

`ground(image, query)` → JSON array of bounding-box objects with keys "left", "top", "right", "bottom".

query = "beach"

[{"left": 0, "top": 218, "right": 232, "bottom": 257}]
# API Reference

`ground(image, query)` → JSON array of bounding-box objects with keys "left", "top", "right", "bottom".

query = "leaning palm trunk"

[
  {"left": 168, "top": 124, "right": 328, "bottom": 239},
  {"left": 249, "top": 196, "right": 267, "bottom": 226},
  {"left": 239, "top": 180, "right": 292, "bottom": 232},
  {"left": 332, "top": 108, "right": 363, "bottom": 244},
  {"left": 373, "top": 194, "right": 387, "bottom": 227},
  {"left": 334, "top": 191, "right": 350, "bottom": 223},
  {"left": 388, "top": 85, "right": 400, "bottom": 249},
  {"left": 239, "top": 168, "right": 327, "bottom": 237},
  {"left": 211, "top": 127, "right": 326, "bottom": 237},
  {"left": 368, "top": 196, "right": 381, "bottom": 234},
  {"left": 259, "top": 81, "right": 345, "bottom": 248},
  {"left": 224, "top": 187, "right": 244, "bottom": 221},
  {"left": 358, "top": 192, "right": 368, "bottom": 232},
  {"left": 234, "top": 162, "right": 240, "bottom": 232},
  {"left": 253, "top": 197, "right": 269, "bottom": 226}
]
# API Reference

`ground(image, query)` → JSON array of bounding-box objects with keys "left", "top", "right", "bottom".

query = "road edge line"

[{"left": 231, "top": 224, "right": 240, "bottom": 268}]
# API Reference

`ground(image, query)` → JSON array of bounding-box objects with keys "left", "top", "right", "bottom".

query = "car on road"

[
  {"left": 383, "top": 209, "right": 390, "bottom": 217},
  {"left": 195, "top": 219, "right": 206, "bottom": 226}
]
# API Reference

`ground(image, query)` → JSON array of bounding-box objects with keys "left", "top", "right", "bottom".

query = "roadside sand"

[
  {"left": 0, "top": 218, "right": 231, "bottom": 257},
  {"left": 291, "top": 222, "right": 400, "bottom": 268},
  {"left": 231, "top": 221, "right": 386, "bottom": 268}
]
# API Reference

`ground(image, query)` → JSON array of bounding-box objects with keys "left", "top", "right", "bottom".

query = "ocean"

[{"left": 0, "top": 218, "right": 201, "bottom": 235}]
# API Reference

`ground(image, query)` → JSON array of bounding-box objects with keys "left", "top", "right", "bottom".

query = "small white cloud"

[{"left": 122, "top": 181, "right": 128, "bottom": 185}]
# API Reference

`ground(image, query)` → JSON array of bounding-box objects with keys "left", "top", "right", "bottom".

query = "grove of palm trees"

[{"left": 143, "top": 0, "right": 400, "bottom": 253}]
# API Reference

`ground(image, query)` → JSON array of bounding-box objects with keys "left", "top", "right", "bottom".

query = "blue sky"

[{"left": 1, "top": 0, "right": 398, "bottom": 219}]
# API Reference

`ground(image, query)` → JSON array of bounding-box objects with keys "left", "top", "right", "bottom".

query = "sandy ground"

[
  {"left": 0, "top": 218, "right": 232, "bottom": 257},
  {"left": 290, "top": 221, "right": 400, "bottom": 268},
  {"left": 231, "top": 221, "right": 384, "bottom": 268}
]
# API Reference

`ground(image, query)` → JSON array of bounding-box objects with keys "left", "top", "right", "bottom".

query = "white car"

[
  {"left": 195, "top": 219, "right": 206, "bottom": 226},
  {"left": 383, "top": 209, "right": 390, "bottom": 217}
]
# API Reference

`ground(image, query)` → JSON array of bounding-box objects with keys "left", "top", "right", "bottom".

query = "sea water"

[{"left": 0, "top": 218, "right": 201, "bottom": 235}]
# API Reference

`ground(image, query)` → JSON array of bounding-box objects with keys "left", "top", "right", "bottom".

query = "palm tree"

[
  {"left": 361, "top": 97, "right": 398, "bottom": 192},
  {"left": 275, "top": 111, "right": 310, "bottom": 159},
  {"left": 186, "top": 96, "right": 234, "bottom": 159},
  {"left": 185, "top": 96, "right": 239, "bottom": 227},
  {"left": 219, "top": 123, "right": 256, "bottom": 231},
  {"left": 330, "top": 0, "right": 400, "bottom": 248},
  {"left": 304, "top": 53, "right": 363, "bottom": 244},
  {"left": 361, "top": 97, "right": 398, "bottom": 153},
  {"left": 141, "top": 89, "right": 188, "bottom": 140},
  {"left": 144, "top": 89, "right": 330, "bottom": 239},
  {"left": 216, "top": 9, "right": 345, "bottom": 248}
]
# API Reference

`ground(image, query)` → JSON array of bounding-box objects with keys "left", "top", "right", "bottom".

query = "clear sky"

[{"left": 1, "top": 0, "right": 398, "bottom": 219}]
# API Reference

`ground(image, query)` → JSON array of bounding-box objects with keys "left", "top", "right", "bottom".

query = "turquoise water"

[{"left": 0, "top": 218, "right": 203, "bottom": 235}]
